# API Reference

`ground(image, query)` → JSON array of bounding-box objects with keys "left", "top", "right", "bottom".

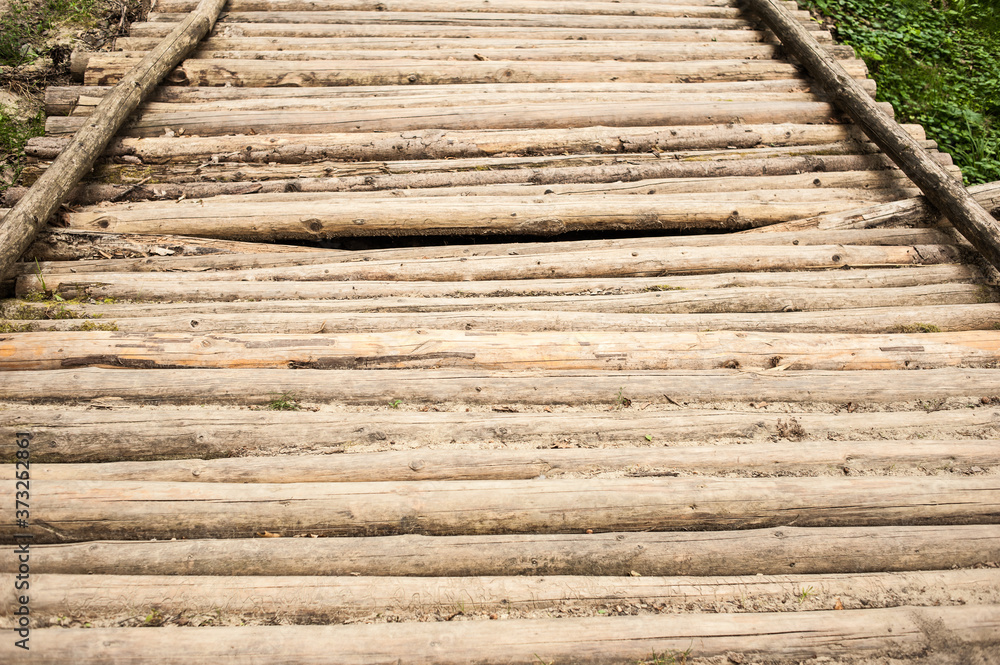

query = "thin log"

[
  {"left": 4, "top": 405, "right": 999, "bottom": 462},
  {"left": 7, "top": 606, "right": 999, "bottom": 663},
  {"left": 82, "top": 56, "right": 867, "bottom": 87},
  {"left": 30, "top": 440, "right": 1000, "bottom": 482},
  {"left": 0, "top": 0, "right": 228, "bottom": 281},
  {"left": 14, "top": 304, "right": 999, "bottom": 336},
  {"left": 1, "top": 366, "right": 993, "bottom": 407},
  {"left": 10, "top": 526, "right": 1000, "bottom": 577},
  {"left": 744, "top": 0, "right": 1000, "bottom": 270},
  {"left": 45, "top": 79, "right": 861, "bottom": 114},
  {"left": 1, "top": 329, "right": 998, "bottom": 371},
  {"left": 3, "top": 476, "right": 998, "bottom": 542},
  {"left": 127, "top": 22, "right": 834, "bottom": 42},
  {"left": 53, "top": 196, "right": 906, "bottom": 240},
  {"left": 7, "top": 570, "right": 998, "bottom": 623},
  {"left": 24, "top": 124, "right": 929, "bottom": 163},
  {"left": 744, "top": 181, "right": 1000, "bottom": 234},
  {"left": 48, "top": 100, "right": 889, "bottom": 138}
]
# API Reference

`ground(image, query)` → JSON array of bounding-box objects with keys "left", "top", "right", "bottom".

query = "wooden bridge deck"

[{"left": 2, "top": 0, "right": 1000, "bottom": 661}]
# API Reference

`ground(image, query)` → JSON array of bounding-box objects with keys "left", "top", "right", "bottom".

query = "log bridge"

[{"left": 2, "top": 0, "right": 1000, "bottom": 661}]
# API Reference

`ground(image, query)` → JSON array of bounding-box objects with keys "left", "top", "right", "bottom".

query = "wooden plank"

[
  {"left": 4, "top": 476, "right": 999, "bottom": 542},
  {"left": 31, "top": 440, "right": 1000, "bottom": 482},
  {"left": 2, "top": 366, "right": 993, "bottom": 407},
  {"left": 24, "top": 124, "right": 929, "bottom": 163},
  {"left": 12, "top": 525, "right": 1000, "bottom": 576},
  {"left": 0, "top": 0, "right": 229, "bottom": 281},
  {"left": 4, "top": 329, "right": 998, "bottom": 371},
  {"left": 48, "top": 100, "right": 888, "bottom": 137},
  {"left": 7, "top": 606, "right": 999, "bottom": 663},
  {"left": 9, "top": 570, "right": 999, "bottom": 622}
]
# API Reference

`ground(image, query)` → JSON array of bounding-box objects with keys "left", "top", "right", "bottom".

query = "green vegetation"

[
  {"left": 0, "top": 0, "right": 97, "bottom": 66},
  {"left": 0, "top": 104, "right": 44, "bottom": 192},
  {"left": 895, "top": 322, "right": 942, "bottom": 333},
  {"left": 267, "top": 393, "right": 302, "bottom": 411},
  {"left": 801, "top": 0, "right": 1000, "bottom": 184}
]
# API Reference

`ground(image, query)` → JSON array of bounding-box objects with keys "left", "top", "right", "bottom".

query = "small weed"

[
  {"left": 797, "top": 586, "right": 816, "bottom": 603},
  {"left": 0, "top": 321, "right": 35, "bottom": 333},
  {"left": 895, "top": 323, "right": 942, "bottom": 333},
  {"left": 388, "top": 399, "right": 402, "bottom": 409},
  {"left": 266, "top": 393, "right": 301, "bottom": 411},
  {"left": 614, "top": 387, "right": 632, "bottom": 410},
  {"left": 143, "top": 609, "right": 164, "bottom": 626},
  {"left": 69, "top": 321, "right": 118, "bottom": 331},
  {"left": 641, "top": 648, "right": 693, "bottom": 665},
  {"left": 644, "top": 434, "right": 653, "bottom": 441}
]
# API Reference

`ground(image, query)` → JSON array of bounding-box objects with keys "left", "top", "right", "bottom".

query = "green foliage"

[
  {"left": 267, "top": 393, "right": 301, "bottom": 411},
  {"left": 802, "top": 0, "right": 1000, "bottom": 184},
  {"left": 0, "top": 0, "right": 97, "bottom": 66},
  {"left": 0, "top": 105, "right": 45, "bottom": 193}
]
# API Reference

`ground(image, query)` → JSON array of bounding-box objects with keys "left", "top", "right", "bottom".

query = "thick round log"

[
  {"left": 12, "top": 525, "right": 1000, "bottom": 576},
  {"left": 744, "top": 0, "right": 1000, "bottom": 271},
  {"left": 83, "top": 56, "right": 867, "bottom": 87},
  {"left": 0, "top": 0, "right": 229, "bottom": 281},
  {"left": 3, "top": 476, "right": 999, "bottom": 542},
  {"left": 7, "top": 570, "right": 998, "bottom": 623},
  {"left": 24, "top": 124, "right": 928, "bottom": 163},
  {"left": 30, "top": 440, "right": 1000, "bottom": 482},
  {"left": 47, "top": 100, "right": 888, "bottom": 138},
  {"left": 6, "top": 606, "right": 999, "bottom": 663},
  {"left": 1, "top": 366, "right": 994, "bottom": 408}
]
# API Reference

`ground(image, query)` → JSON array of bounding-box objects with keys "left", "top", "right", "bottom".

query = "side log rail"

[{"left": 1, "top": 0, "right": 1000, "bottom": 662}]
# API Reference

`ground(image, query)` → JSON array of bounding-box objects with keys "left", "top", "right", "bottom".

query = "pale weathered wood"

[
  {"left": 4, "top": 476, "right": 998, "bottom": 542},
  {"left": 745, "top": 0, "right": 1000, "bottom": 270},
  {"left": 49, "top": 100, "right": 889, "bottom": 138},
  {"left": 31, "top": 440, "right": 1000, "bottom": 482},
  {"left": 745, "top": 181, "right": 1000, "bottom": 233},
  {"left": 2, "top": 366, "right": 993, "bottom": 408},
  {"left": 45, "top": 78, "right": 862, "bottom": 114},
  {"left": 128, "top": 22, "right": 834, "bottom": 42},
  {"left": 83, "top": 56, "right": 867, "bottom": 87},
  {"left": 4, "top": 405, "right": 999, "bottom": 461},
  {"left": 24, "top": 123, "right": 928, "bottom": 163},
  {"left": 9, "top": 525, "right": 998, "bottom": 576},
  {"left": 8, "top": 570, "right": 998, "bottom": 622},
  {"left": 1, "top": 329, "right": 999, "bottom": 372},
  {"left": 0, "top": 0, "right": 228, "bottom": 281},
  {"left": 15, "top": 304, "right": 999, "bottom": 336},
  {"left": 6, "top": 606, "right": 999, "bottom": 663},
  {"left": 53, "top": 196, "right": 909, "bottom": 240}
]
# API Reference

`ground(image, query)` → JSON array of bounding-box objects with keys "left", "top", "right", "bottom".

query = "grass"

[
  {"left": 266, "top": 393, "right": 301, "bottom": 411},
  {"left": 895, "top": 323, "right": 942, "bottom": 333},
  {"left": 800, "top": 0, "right": 1000, "bottom": 184},
  {"left": 0, "top": 0, "right": 98, "bottom": 67}
]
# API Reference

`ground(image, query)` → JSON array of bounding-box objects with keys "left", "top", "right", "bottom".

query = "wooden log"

[
  {"left": 49, "top": 100, "right": 888, "bottom": 138},
  {"left": 54, "top": 196, "right": 903, "bottom": 240},
  {"left": 745, "top": 0, "right": 1000, "bottom": 271},
  {"left": 108, "top": 38, "right": 856, "bottom": 62},
  {"left": 745, "top": 181, "right": 1000, "bottom": 234},
  {"left": 146, "top": 10, "right": 813, "bottom": 30},
  {"left": 153, "top": 0, "right": 750, "bottom": 18},
  {"left": 0, "top": 0, "right": 228, "bottom": 282},
  {"left": 4, "top": 404, "right": 999, "bottom": 462},
  {"left": 30, "top": 440, "right": 1000, "bottom": 482},
  {"left": 9, "top": 159, "right": 931, "bottom": 206},
  {"left": 18, "top": 229, "right": 321, "bottom": 262},
  {"left": 5, "top": 525, "right": 997, "bottom": 577},
  {"left": 7, "top": 606, "right": 999, "bottom": 664},
  {"left": 24, "top": 123, "right": 929, "bottom": 163},
  {"left": 7, "top": 569, "right": 999, "bottom": 623},
  {"left": 1, "top": 329, "right": 999, "bottom": 372},
  {"left": 15, "top": 304, "right": 1000, "bottom": 336},
  {"left": 1, "top": 366, "right": 994, "bottom": 407},
  {"left": 84, "top": 57, "right": 868, "bottom": 88},
  {"left": 128, "top": 22, "right": 834, "bottom": 42},
  {"left": 3, "top": 476, "right": 999, "bottom": 542},
  {"left": 23, "top": 266, "right": 973, "bottom": 304},
  {"left": 46, "top": 78, "right": 861, "bottom": 114}
]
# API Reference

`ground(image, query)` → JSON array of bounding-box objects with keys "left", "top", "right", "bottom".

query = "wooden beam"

[
  {"left": 743, "top": 0, "right": 1000, "bottom": 269},
  {"left": 0, "top": 0, "right": 227, "bottom": 281}
]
